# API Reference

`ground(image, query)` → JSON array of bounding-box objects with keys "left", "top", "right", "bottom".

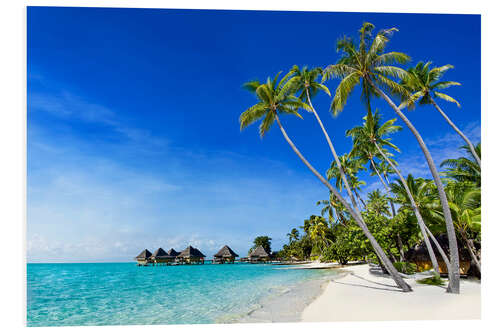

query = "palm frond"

[
  {"left": 331, "top": 71, "right": 361, "bottom": 114},
  {"left": 239, "top": 103, "right": 268, "bottom": 131},
  {"left": 434, "top": 91, "right": 461, "bottom": 107}
]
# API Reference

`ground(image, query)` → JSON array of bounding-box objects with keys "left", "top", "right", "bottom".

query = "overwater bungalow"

[
  {"left": 151, "top": 247, "right": 178, "bottom": 265},
  {"left": 135, "top": 249, "right": 152, "bottom": 266},
  {"left": 177, "top": 245, "right": 206, "bottom": 264},
  {"left": 213, "top": 245, "right": 239, "bottom": 264},
  {"left": 165, "top": 248, "right": 180, "bottom": 262},
  {"left": 249, "top": 245, "right": 271, "bottom": 263}
]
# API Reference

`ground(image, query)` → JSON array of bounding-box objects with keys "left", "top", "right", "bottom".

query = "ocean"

[{"left": 27, "top": 262, "right": 341, "bottom": 326}]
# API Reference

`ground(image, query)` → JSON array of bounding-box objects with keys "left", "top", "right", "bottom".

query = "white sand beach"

[{"left": 301, "top": 264, "right": 481, "bottom": 322}]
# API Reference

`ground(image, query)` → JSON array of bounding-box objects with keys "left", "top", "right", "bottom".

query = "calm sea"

[{"left": 27, "top": 262, "right": 339, "bottom": 326}]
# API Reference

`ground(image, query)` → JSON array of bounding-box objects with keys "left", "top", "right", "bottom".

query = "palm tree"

[
  {"left": 240, "top": 71, "right": 412, "bottom": 292},
  {"left": 326, "top": 154, "right": 367, "bottom": 208},
  {"left": 376, "top": 159, "right": 397, "bottom": 185},
  {"left": 441, "top": 143, "right": 481, "bottom": 186},
  {"left": 400, "top": 61, "right": 480, "bottom": 166},
  {"left": 347, "top": 109, "right": 401, "bottom": 217},
  {"left": 323, "top": 22, "right": 461, "bottom": 293},
  {"left": 366, "top": 190, "right": 390, "bottom": 216},
  {"left": 349, "top": 109, "right": 441, "bottom": 274},
  {"left": 390, "top": 174, "right": 451, "bottom": 274},
  {"left": 309, "top": 216, "right": 332, "bottom": 251},
  {"left": 288, "top": 65, "right": 363, "bottom": 215},
  {"left": 317, "top": 192, "right": 349, "bottom": 225},
  {"left": 287, "top": 228, "right": 300, "bottom": 244}
]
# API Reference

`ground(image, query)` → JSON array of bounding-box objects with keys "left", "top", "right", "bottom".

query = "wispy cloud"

[{"left": 28, "top": 75, "right": 167, "bottom": 148}]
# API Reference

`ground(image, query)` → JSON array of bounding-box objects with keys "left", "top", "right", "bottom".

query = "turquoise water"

[{"left": 27, "top": 262, "right": 338, "bottom": 326}]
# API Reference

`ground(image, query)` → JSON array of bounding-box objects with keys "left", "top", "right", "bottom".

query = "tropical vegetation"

[{"left": 239, "top": 22, "right": 480, "bottom": 294}]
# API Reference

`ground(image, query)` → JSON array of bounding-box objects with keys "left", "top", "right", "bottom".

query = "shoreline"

[
  {"left": 227, "top": 264, "right": 346, "bottom": 324},
  {"left": 301, "top": 264, "right": 481, "bottom": 322}
]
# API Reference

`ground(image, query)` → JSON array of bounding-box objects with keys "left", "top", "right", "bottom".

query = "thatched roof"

[
  {"left": 135, "top": 249, "right": 152, "bottom": 260},
  {"left": 214, "top": 245, "right": 239, "bottom": 258},
  {"left": 151, "top": 247, "right": 168, "bottom": 259},
  {"left": 406, "top": 234, "right": 471, "bottom": 262},
  {"left": 166, "top": 248, "right": 180, "bottom": 257},
  {"left": 249, "top": 245, "right": 270, "bottom": 258},
  {"left": 178, "top": 245, "right": 206, "bottom": 258}
]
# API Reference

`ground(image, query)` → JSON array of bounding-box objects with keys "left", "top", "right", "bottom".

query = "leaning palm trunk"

[
  {"left": 457, "top": 228, "right": 481, "bottom": 274},
  {"left": 429, "top": 97, "right": 481, "bottom": 167},
  {"left": 369, "top": 157, "right": 397, "bottom": 218},
  {"left": 374, "top": 141, "right": 442, "bottom": 275},
  {"left": 274, "top": 113, "right": 412, "bottom": 292},
  {"left": 353, "top": 188, "right": 367, "bottom": 209},
  {"left": 423, "top": 224, "right": 451, "bottom": 269},
  {"left": 370, "top": 81, "right": 460, "bottom": 293},
  {"left": 305, "top": 89, "right": 363, "bottom": 216}
]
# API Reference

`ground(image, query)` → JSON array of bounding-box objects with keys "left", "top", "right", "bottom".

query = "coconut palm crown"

[
  {"left": 347, "top": 108, "right": 402, "bottom": 156},
  {"left": 322, "top": 22, "right": 411, "bottom": 114},
  {"left": 239, "top": 72, "right": 310, "bottom": 137},
  {"left": 400, "top": 61, "right": 461, "bottom": 109},
  {"left": 288, "top": 65, "right": 331, "bottom": 102}
]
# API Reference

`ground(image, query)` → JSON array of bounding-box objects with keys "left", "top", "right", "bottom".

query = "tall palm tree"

[
  {"left": 286, "top": 228, "right": 300, "bottom": 244},
  {"left": 376, "top": 159, "right": 397, "bottom": 185},
  {"left": 349, "top": 109, "right": 441, "bottom": 274},
  {"left": 240, "top": 71, "right": 412, "bottom": 292},
  {"left": 441, "top": 143, "right": 481, "bottom": 187},
  {"left": 366, "top": 190, "right": 390, "bottom": 216},
  {"left": 288, "top": 65, "right": 363, "bottom": 215},
  {"left": 390, "top": 174, "right": 451, "bottom": 274},
  {"left": 323, "top": 22, "right": 461, "bottom": 293},
  {"left": 326, "top": 154, "right": 367, "bottom": 208},
  {"left": 317, "top": 192, "right": 349, "bottom": 225},
  {"left": 400, "top": 61, "right": 481, "bottom": 166},
  {"left": 347, "top": 109, "right": 400, "bottom": 217}
]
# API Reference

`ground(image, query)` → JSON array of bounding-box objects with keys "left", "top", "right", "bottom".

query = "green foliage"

[
  {"left": 400, "top": 61, "right": 461, "bottom": 110},
  {"left": 417, "top": 275, "right": 446, "bottom": 286},
  {"left": 323, "top": 22, "right": 411, "bottom": 114},
  {"left": 249, "top": 236, "right": 272, "bottom": 255},
  {"left": 393, "top": 261, "right": 417, "bottom": 275},
  {"left": 366, "top": 189, "right": 391, "bottom": 216},
  {"left": 240, "top": 72, "right": 310, "bottom": 138},
  {"left": 441, "top": 143, "right": 481, "bottom": 186}
]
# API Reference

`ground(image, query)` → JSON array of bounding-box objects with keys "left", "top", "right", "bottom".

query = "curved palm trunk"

[
  {"left": 374, "top": 141, "right": 442, "bottom": 275},
  {"left": 458, "top": 228, "right": 481, "bottom": 274},
  {"left": 274, "top": 114, "right": 412, "bottom": 292},
  {"left": 370, "top": 81, "right": 460, "bottom": 293},
  {"left": 353, "top": 188, "right": 367, "bottom": 209},
  {"left": 305, "top": 89, "right": 362, "bottom": 216},
  {"left": 429, "top": 97, "right": 481, "bottom": 167},
  {"left": 423, "top": 224, "right": 451, "bottom": 269},
  {"left": 369, "top": 157, "right": 397, "bottom": 218}
]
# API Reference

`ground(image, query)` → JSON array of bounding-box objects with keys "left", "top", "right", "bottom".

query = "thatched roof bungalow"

[
  {"left": 165, "top": 248, "right": 180, "bottom": 257},
  {"left": 249, "top": 245, "right": 270, "bottom": 263},
  {"left": 406, "top": 234, "right": 472, "bottom": 275},
  {"left": 213, "top": 245, "right": 239, "bottom": 263},
  {"left": 135, "top": 249, "right": 152, "bottom": 266},
  {"left": 151, "top": 247, "right": 178, "bottom": 265},
  {"left": 177, "top": 245, "right": 206, "bottom": 264}
]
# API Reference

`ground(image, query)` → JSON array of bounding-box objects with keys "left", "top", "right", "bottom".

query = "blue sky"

[{"left": 27, "top": 7, "right": 480, "bottom": 262}]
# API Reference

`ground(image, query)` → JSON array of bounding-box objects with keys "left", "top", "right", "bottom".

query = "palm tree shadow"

[
  {"left": 333, "top": 280, "right": 405, "bottom": 292},
  {"left": 332, "top": 273, "right": 405, "bottom": 292}
]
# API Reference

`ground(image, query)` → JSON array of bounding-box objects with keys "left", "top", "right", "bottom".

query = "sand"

[{"left": 301, "top": 264, "right": 481, "bottom": 322}]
